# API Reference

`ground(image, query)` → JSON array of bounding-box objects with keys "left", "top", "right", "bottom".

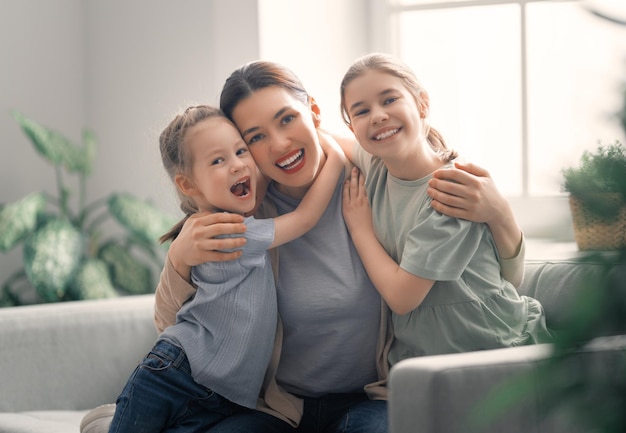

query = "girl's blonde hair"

[
  {"left": 340, "top": 53, "right": 457, "bottom": 161},
  {"left": 159, "top": 105, "right": 224, "bottom": 243}
]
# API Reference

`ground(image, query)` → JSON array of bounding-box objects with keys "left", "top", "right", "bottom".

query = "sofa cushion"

[
  {"left": 0, "top": 295, "right": 157, "bottom": 413},
  {"left": 389, "top": 334, "right": 626, "bottom": 433},
  {"left": 0, "top": 410, "right": 89, "bottom": 433},
  {"left": 519, "top": 259, "right": 618, "bottom": 330}
]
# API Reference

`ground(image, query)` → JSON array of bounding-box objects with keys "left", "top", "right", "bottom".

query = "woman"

[{"left": 82, "top": 60, "right": 525, "bottom": 433}]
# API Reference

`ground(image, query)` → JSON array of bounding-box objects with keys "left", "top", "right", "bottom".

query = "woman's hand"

[
  {"left": 167, "top": 212, "right": 247, "bottom": 281},
  {"left": 342, "top": 167, "right": 374, "bottom": 236},
  {"left": 428, "top": 161, "right": 523, "bottom": 259},
  {"left": 428, "top": 161, "right": 507, "bottom": 224}
]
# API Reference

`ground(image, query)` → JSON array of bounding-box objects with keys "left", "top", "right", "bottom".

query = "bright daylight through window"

[{"left": 374, "top": 0, "right": 626, "bottom": 200}]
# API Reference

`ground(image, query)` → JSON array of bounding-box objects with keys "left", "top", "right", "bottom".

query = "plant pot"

[{"left": 569, "top": 194, "right": 626, "bottom": 250}]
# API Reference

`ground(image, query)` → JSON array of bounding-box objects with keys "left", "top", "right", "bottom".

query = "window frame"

[{"left": 367, "top": 0, "right": 587, "bottom": 241}]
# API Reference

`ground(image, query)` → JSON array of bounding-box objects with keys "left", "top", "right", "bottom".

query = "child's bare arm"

[
  {"left": 323, "top": 128, "right": 357, "bottom": 162},
  {"left": 342, "top": 167, "right": 435, "bottom": 315},
  {"left": 270, "top": 137, "right": 345, "bottom": 248}
]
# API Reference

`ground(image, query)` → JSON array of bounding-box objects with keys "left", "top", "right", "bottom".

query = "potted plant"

[
  {"left": 0, "top": 111, "right": 176, "bottom": 306},
  {"left": 561, "top": 140, "right": 626, "bottom": 250}
]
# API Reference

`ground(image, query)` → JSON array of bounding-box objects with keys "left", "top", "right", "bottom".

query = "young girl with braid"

[{"left": 108, "top": 105, "right": 343, "bottom": 433}]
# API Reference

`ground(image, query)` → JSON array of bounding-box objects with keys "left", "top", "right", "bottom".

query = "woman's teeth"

[{"left": 277, "top": 150, "right": 304, "bottom": 170}]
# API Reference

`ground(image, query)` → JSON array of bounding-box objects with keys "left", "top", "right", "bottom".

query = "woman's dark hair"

[{"left": 220, "top": 60, "right": 310, "bottom": 121}]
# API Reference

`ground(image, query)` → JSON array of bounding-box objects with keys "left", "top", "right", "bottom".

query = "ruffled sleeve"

[{"left": 154, "top": 256, "right": 197, "bottom": 334}]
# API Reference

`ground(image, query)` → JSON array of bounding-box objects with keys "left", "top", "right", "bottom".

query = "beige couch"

[{"left": 0, "top": 259, "right": 623, "bottom": 433}]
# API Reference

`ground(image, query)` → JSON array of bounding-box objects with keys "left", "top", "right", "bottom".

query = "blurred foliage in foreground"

[{"left": 470, "top": 248, "right": 626, "bottom": 433}]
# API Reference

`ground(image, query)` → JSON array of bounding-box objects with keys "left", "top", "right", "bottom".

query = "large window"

[{"left": 371, "top": 0, "right": 626, "bottom": 239}]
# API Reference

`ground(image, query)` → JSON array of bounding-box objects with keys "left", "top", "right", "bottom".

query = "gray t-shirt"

[
  {"left": 160, "top": 216, "right": 276, "bottom": 409},
  {"left": 266, "top": 176, "right": 381, "bottom": 397}
]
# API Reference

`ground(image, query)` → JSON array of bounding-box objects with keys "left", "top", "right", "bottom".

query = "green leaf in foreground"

[
  {"left": 108, "top": 193, "right": 176, "bottom": 244},
  {"left": 0, "top": 192, "right": 45, "bottom": 251},
  {"left": 99, "top": 242, "right": 153, "bottom": 295},
  {"left": 11, "top": 110, "right": 86, "bottom": 173},
  {"left": 67, "top": 259, "right": 119, "bottom": 300},
  {"left": 23, "top": 219, "right": 83, "bottom": 302}
]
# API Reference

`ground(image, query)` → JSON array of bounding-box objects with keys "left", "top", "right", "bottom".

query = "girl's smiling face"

[
  {"left": 343, "top": 70, "right": 428, "bottom": 161},
  {"left": 176, "top": 116, "right": 257, "bottom": 215},
  {"left": 230, "top": 86, "right": 325, "bottom": 199}
]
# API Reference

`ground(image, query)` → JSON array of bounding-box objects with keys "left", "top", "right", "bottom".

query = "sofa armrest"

[
  {"left": 0, "top": 295, "right": 158, "bottom": 412},
  {"left": 389, "top": 335, "right": 626, "bottom": 433}
]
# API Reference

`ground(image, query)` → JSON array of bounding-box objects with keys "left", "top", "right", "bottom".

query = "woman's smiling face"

[{"left": 230, "top": 86, "right": 325, "bottom": 198}]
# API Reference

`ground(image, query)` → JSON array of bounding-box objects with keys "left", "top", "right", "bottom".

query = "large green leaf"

[
  {"left": 0, "top": 192, "right": 45, "bottom": 251},
  {"left": 23, "top": 218, "right": 83, "bottom": 302},
  {"left": 11, "top": 110, "right": 92, "bottom": 174},
  {"left": 108, "top": 193, "right": 176, "bottom": 244},
  {"left": 67, "top": 259, "right": 119, "bottom": 300},
  {"left": 98, "top": 241, "right": 153, "bottom": 294}
]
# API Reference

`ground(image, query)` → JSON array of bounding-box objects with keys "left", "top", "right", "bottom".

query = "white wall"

[
  {"left": 83, "top": 0, "right": 260, "bottom": 216},
  {"left": 258, "top": 0, "right": 370, "bottom": 136},
  {"left": 0, "top": 0, "right": 261, "bottom": 281},
  {"left": 0, "top": 0, "right": 370, "bottom": 281},
  {"left": 1, "top": 0, "right": 85, "bottom": 202},
  {"left": 0, "top": 0, "right": 86, "bottom": 282}
]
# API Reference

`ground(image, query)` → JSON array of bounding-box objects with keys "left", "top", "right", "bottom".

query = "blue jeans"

[
  {"left": 205, "top": 393, "right": 388, "bottom": 433},
  {"left": 109, "top": 340, "right": 246, "bottom": 433}
]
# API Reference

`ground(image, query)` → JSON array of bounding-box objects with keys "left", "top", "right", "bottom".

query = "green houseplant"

[
  {"left": 561, "top": 140, "right": 626, "bottom": 250},
  {"left": 0, "top": 111, "right": 176, "bottom": 306}
]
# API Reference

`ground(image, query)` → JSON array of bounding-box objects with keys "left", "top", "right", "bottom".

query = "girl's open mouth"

[{"left": 230, "top": 177, "right": 251, "bottom": 198}]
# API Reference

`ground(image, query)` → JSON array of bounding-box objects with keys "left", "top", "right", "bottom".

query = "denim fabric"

[
  {"left": 109, "top": 340, "right": 245, "bottom": 433},
  {"left": 207, "top": 393, "right": 388, "bottom": 433}
]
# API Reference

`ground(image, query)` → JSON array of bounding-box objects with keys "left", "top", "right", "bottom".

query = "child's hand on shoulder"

[{"left": 342, "top": 167, "right": 373, "bottom": 235}]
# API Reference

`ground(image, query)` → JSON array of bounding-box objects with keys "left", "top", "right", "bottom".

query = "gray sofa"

[
  {"left": 0, "top": 294, "right": 157, "bottom": 433},
  {"left": 0, "top": 259, "right": 623, "bottom": 433},
  {"left": 390, "top": 258, "right": 626, "bottom": 433}
]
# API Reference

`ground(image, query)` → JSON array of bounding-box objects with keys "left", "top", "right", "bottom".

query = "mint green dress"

[{"left": 354, "top": 147, "right": 552, "bottom": 366}]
